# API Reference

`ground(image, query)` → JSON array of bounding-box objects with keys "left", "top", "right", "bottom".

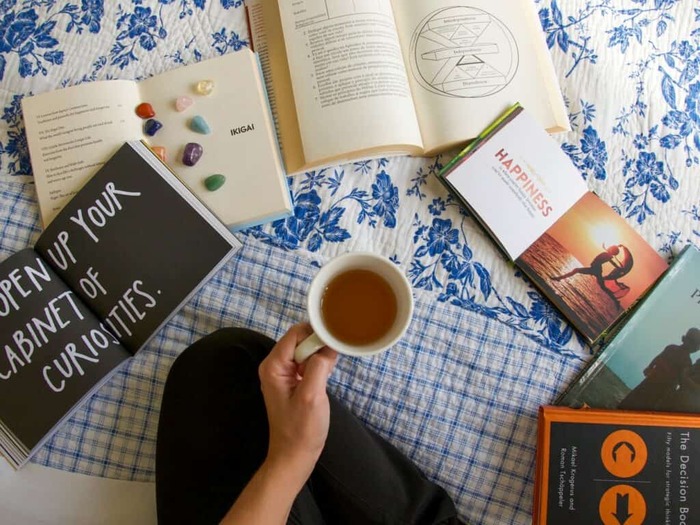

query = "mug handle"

[{"left": 294, "top": 332, "right": 326, "bottom": 363}]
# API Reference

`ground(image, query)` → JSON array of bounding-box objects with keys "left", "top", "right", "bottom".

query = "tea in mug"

[{"left": 321, "top": 269, "right": 397, "bottom": 345}]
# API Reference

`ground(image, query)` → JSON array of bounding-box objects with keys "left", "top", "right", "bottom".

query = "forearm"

[
  {"left": 222, "top": 325, "right": 336, "bottom": 524},
  {"left": 220, "top": 458, "right": 308, "bottom": 525}
]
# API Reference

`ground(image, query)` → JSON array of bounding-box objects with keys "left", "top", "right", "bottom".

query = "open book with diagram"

[{"left": 247, "top": 0, "right": 569, "bottom": 173}]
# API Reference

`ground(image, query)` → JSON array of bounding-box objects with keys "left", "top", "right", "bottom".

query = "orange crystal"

[
  {"left": 151, "top": 146, "right": 166, "bottom": 162},
  {"left": 135, "top": 102, "right": 155, "bottom": 119}
]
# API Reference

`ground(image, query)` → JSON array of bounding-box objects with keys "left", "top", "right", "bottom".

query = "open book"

[
  {"left": 437, "top": 104, "right": 668, "bottom": 343},
  {"left": 0, "top": 141, "right": 241, "bottom": 469},
  {"left": 247, "top": 0, "right": 569, "bottom": 174},
  {"left": 21, "top": 49, "right": 291, "bottom": 230}
]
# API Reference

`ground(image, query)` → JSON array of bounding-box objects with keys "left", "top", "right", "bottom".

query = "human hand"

[
  {"left": 258, "top": 323, "right": 338, "bottom": 486},
  {"left": 221, "top": 326, "right": 337, "bottom": 524}
]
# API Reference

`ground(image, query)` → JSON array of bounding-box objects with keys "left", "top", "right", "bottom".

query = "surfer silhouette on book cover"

[
  {"left": 551, "top": 244, "right": 634, "bottom": 301},
  {"left": 618, "top": 327, "right": 700, "bottom": 411}
]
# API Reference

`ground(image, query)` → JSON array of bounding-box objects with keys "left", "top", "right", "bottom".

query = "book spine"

[{"left": 439, "top": 103, "right": 524, "bottom": 177}]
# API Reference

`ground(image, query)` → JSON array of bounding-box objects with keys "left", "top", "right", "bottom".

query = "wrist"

[
  {"left": 220, "top": 455, "right": 310, "bottom": 524},
  {"left": 264, "top": 450, "right": 318, "bottom": 490}
]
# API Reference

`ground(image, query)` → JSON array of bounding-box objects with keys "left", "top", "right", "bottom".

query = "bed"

[{"left": 0, "top": 1, "right": 698, "bottom": 524}]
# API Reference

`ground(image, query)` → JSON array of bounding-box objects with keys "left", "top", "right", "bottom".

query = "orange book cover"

[{"left": 534, "top": 406, "right": 700, "bottom": 525}]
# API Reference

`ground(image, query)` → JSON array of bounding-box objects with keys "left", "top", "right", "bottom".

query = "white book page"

[
  {"left": 21, "top": 82, "right": 143, "bottom": 225},
  {"left": 248, "top": 0, "right": 309, "bottom": 173},
  {"left": 137, "top": 51, "right": 291, "bottom": 229},
  {"left": 278, "top": 0, "right": 423, "bottom": 162},
  {"left": 391, "top": 0, "right": 569, "bottom": 154},
  {"left": 444, "top": 110, "right": 587, "bottom": 259}
]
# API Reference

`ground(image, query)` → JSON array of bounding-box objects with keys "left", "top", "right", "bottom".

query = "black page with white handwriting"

[
  {"left": 0, "top": 248, "right": 130, "bottom": 455},
  {"left": 34, "top": 141, "right": 240, "bottom": 353}
]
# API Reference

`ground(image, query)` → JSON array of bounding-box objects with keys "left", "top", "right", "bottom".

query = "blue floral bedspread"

[{"left": 1, "top": 1, "right": 699, "bottom": 524}]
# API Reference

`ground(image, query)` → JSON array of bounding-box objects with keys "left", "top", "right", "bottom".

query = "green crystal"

[{"left": 204, "top": 174, "right": 226, "bottom": 191}]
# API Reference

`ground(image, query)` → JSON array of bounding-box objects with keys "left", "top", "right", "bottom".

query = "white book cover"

[{"left": 443, "top": 108, "right": 588, "bottom": 259}]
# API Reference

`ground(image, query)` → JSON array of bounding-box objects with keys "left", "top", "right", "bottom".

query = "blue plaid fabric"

[{"left": 0, "top": 179, "right": 583, "bottom": 524}]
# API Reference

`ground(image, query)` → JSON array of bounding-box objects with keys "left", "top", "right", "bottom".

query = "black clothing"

[{"left": 156, "top": 328, "right": 460, "bottom": 525}]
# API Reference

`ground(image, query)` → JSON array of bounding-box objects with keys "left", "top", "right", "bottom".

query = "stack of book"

[
  {"left": 533, "top": 245, "right": 700, "bottom": 524},
  {"left": 436, "top": 103, "right": 700, "bottom": 525}
]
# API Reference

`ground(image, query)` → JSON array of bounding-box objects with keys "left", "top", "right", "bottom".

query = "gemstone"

[
  {"left": 151, "top": 146, "right": 166, "bottom": 162},
  {"left": 182, "top": 142, "right": 203, "bottom": 166},
  {"left": 135, "top": 102, "right": 155, "bottom": 119},
  {"left": 144, "top": 118, "right": 163, "bottom": 136},
  {"left": 195, "top": 80, "right": 214, "bottom": 95},
  {"left": 175, "top": 96, "right": 193, "bottom": 112},
  {"left": 190, "top": 115, "right": 211, "bottom": 134},
  {"left": 204, "top": 174, "right": 226, "bottom": 191}
]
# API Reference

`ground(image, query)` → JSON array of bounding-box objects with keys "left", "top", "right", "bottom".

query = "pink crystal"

[{"left": 175, "top": 96, "right": 193, "bottom": 112}]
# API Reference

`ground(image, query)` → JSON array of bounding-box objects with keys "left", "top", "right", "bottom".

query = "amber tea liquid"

[{"left": 320, "top": 269, "right": 398, "bottom": 346}]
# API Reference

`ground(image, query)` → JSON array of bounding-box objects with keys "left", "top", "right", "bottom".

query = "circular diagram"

[{"left": 410, "top": 7, "right": 519, "bottom": 98}]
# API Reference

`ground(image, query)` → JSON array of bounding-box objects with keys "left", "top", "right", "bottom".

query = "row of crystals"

[
  {"left": 143, "top": 115, "right": 211, "bottom": 137},
  {"left": 138, "top": 98, "right": 211, "bottom": 137}
]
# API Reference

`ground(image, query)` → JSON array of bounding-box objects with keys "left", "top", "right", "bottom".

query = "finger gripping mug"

[{"left": 294, "top": 252, "right": 414, "bottom": 363}]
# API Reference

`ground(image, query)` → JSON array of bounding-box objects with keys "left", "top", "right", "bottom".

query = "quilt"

[{"left": 0, "top": 1, "right": 699, "bottom": 524}]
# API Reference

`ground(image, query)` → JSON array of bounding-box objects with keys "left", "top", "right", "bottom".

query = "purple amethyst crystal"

[{"left": 182, "top": 142, "right": 203, "bottom": 166}]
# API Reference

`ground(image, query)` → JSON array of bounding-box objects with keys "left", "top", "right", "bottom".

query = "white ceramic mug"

[{"left": 294, "top": 252, "right": 414, "bottom": 363}]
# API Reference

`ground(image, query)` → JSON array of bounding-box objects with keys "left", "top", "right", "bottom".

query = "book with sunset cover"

[
  {"left": 437, "top": 104, "right": 668, "bottom": 343},
  {"left": 533, "top": 406, "right": 700, "bottom": 525}
]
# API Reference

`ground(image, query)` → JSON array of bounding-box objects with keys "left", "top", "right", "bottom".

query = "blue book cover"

[{"left": 557, "top": 245, "right": 700, "bottom": 413}]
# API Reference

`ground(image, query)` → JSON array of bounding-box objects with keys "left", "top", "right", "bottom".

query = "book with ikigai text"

[
  {"left": 533, "top": 406, "right": 700, "bottom": 525},
  {"left": 0, "top": 141, "right": 241, "bottom": 469},
  {"left": 21, "top": 49, "right": 292, "bottom": 230},
  {"left": 436, "top": 104, "right": 668, "bottom": 343}
]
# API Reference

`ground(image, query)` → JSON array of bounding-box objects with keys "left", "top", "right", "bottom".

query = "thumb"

[{"left": 297, "top": 348, "right": 338, "bottom": 397}]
